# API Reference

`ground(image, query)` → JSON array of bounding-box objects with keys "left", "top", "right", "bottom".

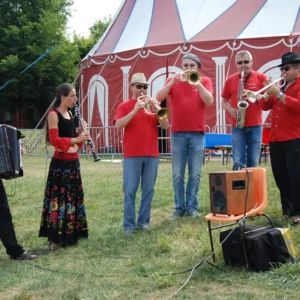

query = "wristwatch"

[{"left": 277, "top": 92, "right": 284, "bottom": 99}]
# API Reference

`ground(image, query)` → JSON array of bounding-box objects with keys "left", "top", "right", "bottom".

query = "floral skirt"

[{"left": 39, "top": 158, "right": 88, "bottom": 245}]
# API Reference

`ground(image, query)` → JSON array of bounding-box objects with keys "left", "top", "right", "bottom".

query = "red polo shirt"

[
  {"left": 114, "top": 99, "right": 159, "bottom": 158},
  {"left": 260, "top": 77, "right": 300, "bottom": 142},
  {"left": 222, "top": 71, "right": 267, "bottom": 127},
  {"left": 166, "top": 76, "right": 214, "bottom": 132}
]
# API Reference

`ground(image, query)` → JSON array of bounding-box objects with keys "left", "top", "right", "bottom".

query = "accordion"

[{"left": 0, "top": 124, "right": 24, "bottom": 180}]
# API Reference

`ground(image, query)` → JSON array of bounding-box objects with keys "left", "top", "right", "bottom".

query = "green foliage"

[
  {"left": 71, "top": 16, "right": 112, "bottom": 61},
  {"left": 0, "top": 157, "right": 300, "bottom": 299},
  {"left": 0, "top": 0, "right": 77, "bottom": 122},
  {"left": 89, "top": 16, "right": 112, "bottom": 40},
  {"left": 0, "top": 1, "right": 112, "bottom": 127}
]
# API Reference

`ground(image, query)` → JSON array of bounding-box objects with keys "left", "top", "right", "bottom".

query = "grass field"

[{"left": 0, "top": 156, "right": 299, "bottom": 300}]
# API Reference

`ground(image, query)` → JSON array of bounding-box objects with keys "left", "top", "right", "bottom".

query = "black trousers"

[
  {"left": 270, "top": 138, "right": 300, "bottom": 216},
  {"left": 0, "top": 179, "right": 24, "bottom": 258}
]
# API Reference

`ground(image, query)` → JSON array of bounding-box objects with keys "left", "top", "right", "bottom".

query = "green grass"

[{"left": 0, "top": 156, "right": 299, "bottom": 299}]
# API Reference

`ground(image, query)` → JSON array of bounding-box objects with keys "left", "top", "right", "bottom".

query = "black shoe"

[
  {"left": 170, "top": 210, "right": 185, "bottom": 220},
  {"left": 14, "top": 252, "right": 38, "bottom": 260}
]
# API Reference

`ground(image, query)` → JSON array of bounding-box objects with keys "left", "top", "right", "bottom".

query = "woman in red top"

[{"left": 39, "top": 83, "right": 90, "bottom": 250}]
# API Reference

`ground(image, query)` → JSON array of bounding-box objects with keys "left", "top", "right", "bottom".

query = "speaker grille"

[
  {"left": 213, "top": 190, "right": 226, "bottom": 212},
  {"left": 215, "top": 175, "right": 222, "bottom": 187}
]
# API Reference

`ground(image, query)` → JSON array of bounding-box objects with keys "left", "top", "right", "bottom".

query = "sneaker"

[
  {"left": 14, "top": 252, "right": 38, "bottom": 260},
  {"left": 170, "top": 210, "right": 185, "bottom": 220},
  {"left": 186, "top": 210, "right": 201, "bottom": 218},
  {"left": 124, "top": 230, "right": 135, "bottom": 236},
  {"left": 140, "top": 224, "right": 151, "bottom": 231}
]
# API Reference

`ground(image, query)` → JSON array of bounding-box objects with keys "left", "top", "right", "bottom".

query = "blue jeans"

[
  {"left": 171, "top": 132, "right": 205, "bottom": 213},
  {"left": 123, "top": 157, "right": 159, "bottom": 230},
  {"left": 231, "top": 126, "right": 263, "bottom": 170}
]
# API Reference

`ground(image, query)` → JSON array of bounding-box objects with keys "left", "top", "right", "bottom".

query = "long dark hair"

[{"left": 45, "top": 83, "right": 75, "bottom": 144}]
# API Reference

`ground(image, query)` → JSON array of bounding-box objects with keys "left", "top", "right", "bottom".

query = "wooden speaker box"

[{"left": 209, "top": 171, "right": 255, "bottom": 215}]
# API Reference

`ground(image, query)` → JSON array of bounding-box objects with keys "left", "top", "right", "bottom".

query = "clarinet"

[{"left": 74, "top": 104, "right": 100, "bottom": 162}]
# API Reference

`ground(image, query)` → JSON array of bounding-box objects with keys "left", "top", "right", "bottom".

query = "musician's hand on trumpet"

[
  {"left": 137, "top": 94, "right": 169, "bottom": 121},
  {"left": 169, "top": 72, "right": 181, "bottom": 85},
  {"left": 134, "top": 96, "right": 146, "bottom": 113},
  {"left": 264, "top": 82, "right": 281, "bottom": 97},
  {"left": 246, "top": 76, "right": 286, "bottom": 103}
]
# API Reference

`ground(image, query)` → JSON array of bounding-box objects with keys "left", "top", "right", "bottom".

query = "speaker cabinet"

[{"left": 209, "top": 171, "right": 255, "bottom": 215}]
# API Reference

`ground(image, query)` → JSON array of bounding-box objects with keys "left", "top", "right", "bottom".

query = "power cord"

[{"left": 167, "top": 217, "right": 248, "bottom": 298}]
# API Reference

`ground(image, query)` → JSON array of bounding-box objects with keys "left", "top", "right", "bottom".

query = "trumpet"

[
  {"left": 137, "top": 95, "right": 169, "bottom": 121},
  {"left": 246, "top": 76, "right": 286, "bottom": 103},
  {"left": 180, "top": 70, "right": 202, "bottom": 85}
]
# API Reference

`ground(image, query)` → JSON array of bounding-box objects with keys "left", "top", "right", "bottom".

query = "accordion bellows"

[{"left": 0, "top": 124, "right": 23, "bottom": 180}]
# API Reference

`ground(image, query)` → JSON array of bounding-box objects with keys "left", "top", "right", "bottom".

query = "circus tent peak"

[{"left": 84, "top": 0, "right": 300, "bottom": 61}]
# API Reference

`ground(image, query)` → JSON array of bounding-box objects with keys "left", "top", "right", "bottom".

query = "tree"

[
  {"left": 89, "top": 16, "right": 112, "bottom": 41},
  {"left": 0, "top": 0, "right": 80, "bottom": 127},
  {"left": 71, "top": 16, "right": 112, "bottom": 62}
]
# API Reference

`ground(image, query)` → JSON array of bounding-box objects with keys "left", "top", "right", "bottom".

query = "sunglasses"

[
  {"left": 237, "top": 60, "right": 250, "bottom": 65},
  {"left": 280, "top": 65, "right": 293, "bottom": 72},
  {"left": 134, "top": 85, "right": 148, "bottom": 90},
  {"left": 183, "top": 63, "right": 196, "bottom": 68}
]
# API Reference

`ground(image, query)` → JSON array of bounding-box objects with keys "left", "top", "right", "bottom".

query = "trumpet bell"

[
  {"left": 181, "top": 70, "right": 202, "bottom": 85},
  {"left": 156, "top": 108, "right": 169, "bottom": 121},
  {"left": 186, "top": 70, "right": 201, "bottom": 85},
  {"left": 246, "top": 91, "right": 257, "bottom": 103}
]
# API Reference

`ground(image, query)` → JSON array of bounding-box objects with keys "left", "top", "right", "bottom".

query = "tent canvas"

[{"left": 79, "top": 0, "right": 300, "bottom": 149}]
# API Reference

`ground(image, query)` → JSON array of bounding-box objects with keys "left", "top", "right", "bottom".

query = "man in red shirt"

[
  {"left": 222, "top": 50, "right": 267, "bottom": 170},
  {"left": 156, "top": 53, "right": 214, "bottom": 220},
  {"left": 261, "top": 51, "right": 300, "bottom": 224},
  {"left": 114, "top": 73, "right": 169, "bottom": 235}
]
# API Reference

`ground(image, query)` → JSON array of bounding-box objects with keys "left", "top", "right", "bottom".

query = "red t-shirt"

[
  {"left": 114, "top": 99, "right": 159, "bottom": 158},
  {"left": 166, "top": 76, "right": 213, "bottom": 132},
  {"left": 260, "top": 77, "right": 300, "bottom": 142},
  {"left": 222, "top": 71, "right": 267, "bottom": 127}
]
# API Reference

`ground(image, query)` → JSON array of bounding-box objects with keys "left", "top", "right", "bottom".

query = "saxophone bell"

[{"left": 237, "top": 100, "right": 249, "bottom": 110}]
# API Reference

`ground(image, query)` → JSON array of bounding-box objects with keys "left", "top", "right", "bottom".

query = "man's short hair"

[{"left": 235, "top": 50, "right": 253, "bottom": 62}]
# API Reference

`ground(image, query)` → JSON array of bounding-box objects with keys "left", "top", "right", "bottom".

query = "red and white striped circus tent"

[{"left": 79, "top": 0, "right": 300, "bottom": 145}]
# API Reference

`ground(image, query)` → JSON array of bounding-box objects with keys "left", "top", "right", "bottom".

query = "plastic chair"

[
  {"left": 260, "top": 126, "right": 271, "bottom": 164},
  {"left": 205, "top": 167, "right": 274, "bottom": 261}
]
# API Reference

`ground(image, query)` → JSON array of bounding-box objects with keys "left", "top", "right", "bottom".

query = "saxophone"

[{"left": 236, "top": 67, "right": 249, "bottom": 129}]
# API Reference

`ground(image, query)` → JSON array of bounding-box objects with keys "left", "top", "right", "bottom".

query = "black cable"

[
  {"left": 240, "top": 165, "right": 250, "bottom": 268},
  {"left": 23, "top": 252, "right": 228, "bottom": 279}
]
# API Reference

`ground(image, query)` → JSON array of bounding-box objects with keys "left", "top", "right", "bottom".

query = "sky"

[{"left": 67, "top": 0, "right": 123, "bottom": 37}]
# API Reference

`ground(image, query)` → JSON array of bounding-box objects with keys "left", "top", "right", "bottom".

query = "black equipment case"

[{"left": 220, "top": 225, "right": 290, "bottom": 272}]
